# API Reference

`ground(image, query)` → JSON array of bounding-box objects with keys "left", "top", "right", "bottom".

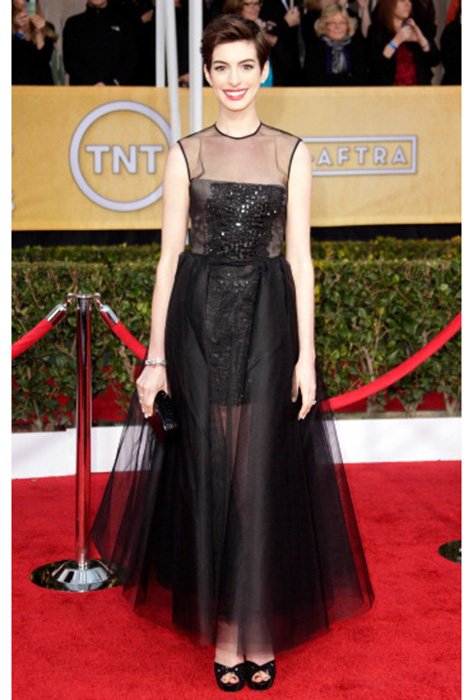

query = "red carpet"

[{"left": 12, "top": 462, "right": 461, "bottom": 700}]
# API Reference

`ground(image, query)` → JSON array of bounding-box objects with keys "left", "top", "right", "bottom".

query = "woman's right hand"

[
  {"left": 284, "top": 7, "right": 301, "bottom": 28},
  {"left": 136, "top": 365, "right": 169, "bottom": 418},
  {"left": 394, "top": 23, "right": 416, "bottom": 46}
]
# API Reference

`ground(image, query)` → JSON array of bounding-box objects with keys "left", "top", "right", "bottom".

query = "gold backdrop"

[{"left": 12, "top": 85, "right": 460, "bottom": 230}]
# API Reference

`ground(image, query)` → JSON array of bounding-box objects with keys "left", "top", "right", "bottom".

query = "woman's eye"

[
  {"left": 243, "top": 64, "right": 255, "bottom": 71},
  {"left": 213, "top": 65, "right": 225, "bottom": 72}
]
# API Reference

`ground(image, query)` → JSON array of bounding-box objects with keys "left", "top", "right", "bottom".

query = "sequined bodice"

[
  {"left": 178, "top": 123, "right": 301, "bottom": 262},
  {"left": 189, "top": 179, "right": 286, "bottom": 260}
]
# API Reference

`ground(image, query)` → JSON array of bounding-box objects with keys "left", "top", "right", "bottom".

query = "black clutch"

[{"left": 147, "top": 390, "right": 179, "bottom": 443}]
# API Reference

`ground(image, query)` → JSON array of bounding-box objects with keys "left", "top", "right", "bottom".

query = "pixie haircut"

[
  {"left": 315, "top": 4, "right": 358, "bottom": 38},
  {"left": 201, "top": 14, "right": 270, "bottom": 71}
]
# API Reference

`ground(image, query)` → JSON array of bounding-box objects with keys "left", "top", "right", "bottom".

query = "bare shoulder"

[
  {"left": 164, "top": 142, "right": 189, "bottom": 181},
  {"left": 292, "top": 140, "right": 312, "bottom": 170},
  {"left": 288, "top": 140, "right": 312, "bottom": 193},
  {"left": 166, "top": 142, "right": 186, "bottom": 168}
]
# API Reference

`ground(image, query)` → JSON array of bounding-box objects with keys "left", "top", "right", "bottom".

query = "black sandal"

[
  {"left": 214, "top": 661, "right": 246, "bottom": 692},
  {"left": 245, "top": 659, "right": 276, "bottom": 691}
]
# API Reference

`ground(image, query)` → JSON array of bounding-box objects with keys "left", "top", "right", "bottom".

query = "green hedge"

[
  {"left": 12, "top": 238, "right": 461, "bottom": 430},
  {"left": 13, "top": 236, "right": 460, "bottom": 263}
]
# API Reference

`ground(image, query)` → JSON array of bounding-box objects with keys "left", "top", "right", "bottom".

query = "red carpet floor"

[{"left": 12, "top": 461, "right": 461, "bottom": 700}]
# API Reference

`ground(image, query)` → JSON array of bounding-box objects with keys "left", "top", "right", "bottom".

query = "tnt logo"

[
  {"left": 303, "top": 135, "right": 418, "bottom": 176},
  {"left": 69, "top": 101, "right": 171, "bottom": 211}
]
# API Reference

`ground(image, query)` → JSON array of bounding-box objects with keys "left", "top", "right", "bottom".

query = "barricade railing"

[
  {"left": 12, "top": 301, "right": 70, "bottom": 360},
  {"left": 13, "top": 293, "right": 461, "bottom": 592}
]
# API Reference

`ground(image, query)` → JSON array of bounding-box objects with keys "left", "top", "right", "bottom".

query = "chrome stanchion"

[{"left": 31, "top": 293, "right": 121, "bottom": 592}]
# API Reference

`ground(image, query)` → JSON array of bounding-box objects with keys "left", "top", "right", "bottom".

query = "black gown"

[{"left": 90, "top": 123, "right": 374, "bottom": 657}]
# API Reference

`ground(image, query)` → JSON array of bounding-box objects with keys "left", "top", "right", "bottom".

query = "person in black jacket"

[
  {"left": 303, "top": 3, "right": 368, "bottom": 85},
  {"left": 440, "top": 2, "right": 461, "bottom": 85},
  {"left": 111, "top": 0, "right": 156, "bottom": 85},
  {"left": 63, "top": 0, "right": 139, "bottom": 85},
  {"left": 12, "top": 0, "right": 54, "bottom": 84},
  {"left": 259, "top": 0, "right": 303, "bottom": 85},
  {"left": 367, "top": 0, "right": 439, "bottom": 85}
]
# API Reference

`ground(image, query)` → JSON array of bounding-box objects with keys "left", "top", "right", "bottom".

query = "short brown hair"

[{"left": 201, "top": 14, "right": 270, "bottom": 71}]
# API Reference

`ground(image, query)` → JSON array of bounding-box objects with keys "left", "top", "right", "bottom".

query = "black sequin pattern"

[
  {"left": 203, "top": 182, "right": 286, "bottom": 260},
  {"left": 206, "top": 262, "right": 260, "bottom": 405}
]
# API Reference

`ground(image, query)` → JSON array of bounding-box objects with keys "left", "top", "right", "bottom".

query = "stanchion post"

[
  {"left": 30, "top": 293, "right": 121, "bottom": 592},
  {"left": 75, "top": 295, "right": 93, "bottom": 567}
]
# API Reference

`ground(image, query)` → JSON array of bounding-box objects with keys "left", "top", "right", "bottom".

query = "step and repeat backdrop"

[{"left": 12, "top": 86, "right": 460, "bottom": 230}]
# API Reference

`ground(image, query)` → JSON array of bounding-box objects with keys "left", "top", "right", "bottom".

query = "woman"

[
  {"left": 91, "top": 14, "right": 373, "bottom": 692},
  {"left": 12, "top": 0, "right": 54, "bottom": 85},
  {"left": 304, "top": 4, "right": 368, "bottom": 86},
  {"left": 222, "top": 0, "right": 275, "bottom": 85},
  {"left": 367, "top": 0, "right": 439, "bottom": 85}
]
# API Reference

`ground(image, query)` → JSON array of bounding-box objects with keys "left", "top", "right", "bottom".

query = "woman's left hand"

[
  {"left": 29, "top": 14, "right": 46, "bottom": 33},
  {"left": 291, "top": 357, "right": 317, "bottom": 420},
  {"left": 406, "top": 18, "right": 429, "bottom": 50}
]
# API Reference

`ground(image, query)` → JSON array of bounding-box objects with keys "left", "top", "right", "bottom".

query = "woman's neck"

[{"left": 215, "top": 109, "right": 261, "bottom": 138}]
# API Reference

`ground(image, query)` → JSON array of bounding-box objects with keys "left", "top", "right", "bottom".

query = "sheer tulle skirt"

[{"left": 90, "top": 252, "right": 373, "bottom": 656}]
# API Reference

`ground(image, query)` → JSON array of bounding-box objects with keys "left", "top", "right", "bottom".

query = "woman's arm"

[
  {"left": 137, "top": 143, "right": 189, "bottom": 417},
  {"left": 285, "top": 140, "right": 316, "bottom": 420}
]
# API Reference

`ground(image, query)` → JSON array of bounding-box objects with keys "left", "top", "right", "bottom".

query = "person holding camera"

[
  {"left": 367, "top": 0, "right": 439, "bottom": 85},
  {"left": 259, "top": 0, "right": 304, "bottom": 85},
  {"left": 12, "top": 0, "right": 54, "bottom": 84}
]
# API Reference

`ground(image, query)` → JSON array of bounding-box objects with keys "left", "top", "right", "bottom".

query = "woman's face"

[
  {"left": 204, "top": 40, "right": 268, "bottom": 113},
  {"left": 240, "top": 0, "right": 261, "bottom": 22},
  {"left": 324, "top": 12, "right": 349, "bottom": 42},
  {"left": 393, "top": 0, "right": 412, "bottom": 21},
  {"left": 13, "top": 0, "right": 26, "bottom": 12}
]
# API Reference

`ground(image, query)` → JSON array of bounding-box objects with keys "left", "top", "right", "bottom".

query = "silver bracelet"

[{"left": 144, "top": 357, "right": 167, "bottom": 367}]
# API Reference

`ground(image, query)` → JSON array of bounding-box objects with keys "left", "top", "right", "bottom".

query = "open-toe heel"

[
  {"left": 214, "top": 661, "right": 246, "bottom": 692},
  {"left": 245, "top": 659, "right": 276, "bottom": 691}
]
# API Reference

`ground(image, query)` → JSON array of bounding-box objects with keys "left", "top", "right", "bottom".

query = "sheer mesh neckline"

[{"left": 213, "top": 122, "right": 263, "bottom": 139}]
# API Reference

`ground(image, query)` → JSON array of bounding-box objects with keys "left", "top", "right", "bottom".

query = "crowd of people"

[{"left": 12, "top": 0, "right": 461, "bottom": 87}]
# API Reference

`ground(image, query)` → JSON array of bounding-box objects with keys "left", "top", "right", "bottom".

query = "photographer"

[
  {"left": 12, "top": 0, "right": 54, "bottom": 84},
  {"left": 259, "top": 0, "right": 304, "bottom": 85}
]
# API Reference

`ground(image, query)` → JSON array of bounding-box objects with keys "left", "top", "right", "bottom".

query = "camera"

[
  {"left": 262, "top": 20, "right": 277, "bottom": 33},
  {"left": 25, "top": 1, "right": 37, "bottom": 16}
]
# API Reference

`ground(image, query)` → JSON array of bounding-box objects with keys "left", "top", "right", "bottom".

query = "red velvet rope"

[
  {"left": 12, "top": 319, "right": 55, "bottom": 361},
  {"left": 109, "top": 321, "right": 147, "bottom": 362},
  {"left": 107, "top": 309, "right": 461, "bottom": 412},
  {"left": 13, "top": 298, "right": 461, "bottom": 410},
  {"left": 321, "top": 313, "right": 461, "bottom": 411}
]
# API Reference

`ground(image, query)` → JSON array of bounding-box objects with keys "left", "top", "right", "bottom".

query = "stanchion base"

[
  {"left": 438, "top": 540, "right": 461, "bottom": 564},
  {"left": 30, "top": 559, "right": 122, "bottom": 592}
]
